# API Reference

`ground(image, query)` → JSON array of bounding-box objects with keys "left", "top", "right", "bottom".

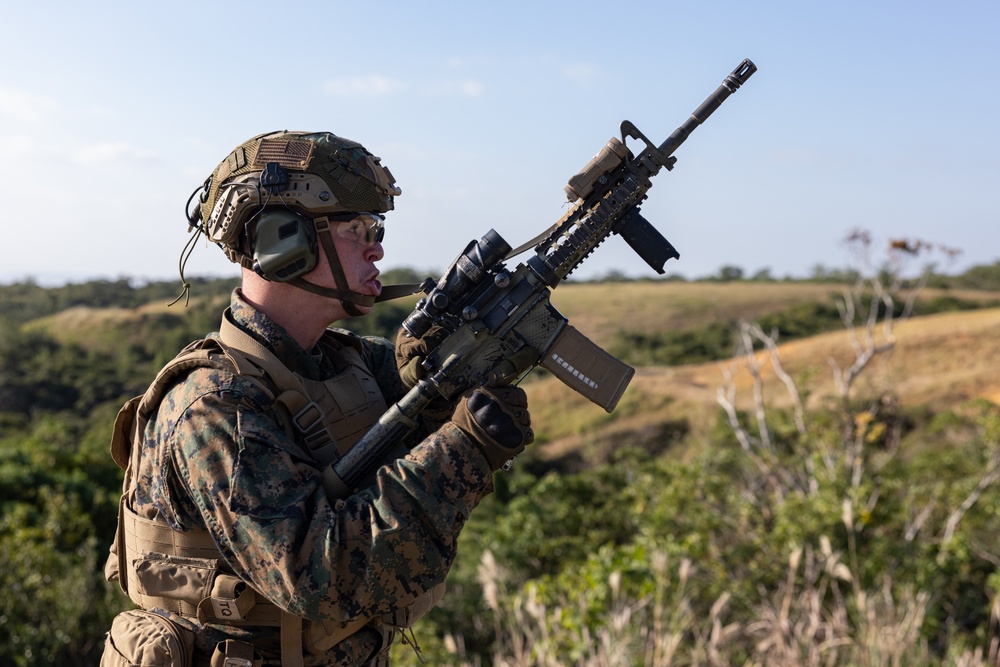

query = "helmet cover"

[{"left": 198, "top": 130, "right": 401, "bottom": 261}]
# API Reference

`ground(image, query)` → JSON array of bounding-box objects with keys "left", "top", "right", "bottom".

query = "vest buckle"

[{"left": 293, "top": 401, "right": 324, "bottom": 433}]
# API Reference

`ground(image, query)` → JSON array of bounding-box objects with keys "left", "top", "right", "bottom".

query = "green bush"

[
  {"left": 391, "top": 404, "right": 1000, "bottom": 666},
  {"left": 0, "top": 411, "right": 127, "bottom": 666},
  {"left": 3, "top": 272, "right": 1000, "bottom": 665}
]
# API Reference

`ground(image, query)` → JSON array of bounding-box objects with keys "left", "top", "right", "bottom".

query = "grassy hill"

[
  {"left": 526, "top": 304, "right": 1000, "bottom": 465},
  {"left": 548, "top": 280, "right": 999, "bottom": 349},
  {"left": 6, "top": 276, "right": 1000, "bottom": 665},
  {"left": 26, "top": 279, "right": 999, "bottom": 465},
  {"left": 30, "top": 278, "right": 998, "bottom": 354}
]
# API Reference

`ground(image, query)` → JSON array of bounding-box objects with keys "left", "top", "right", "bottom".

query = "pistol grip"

[{"left": 617, "top": 208, "right": 680, "bottom": 274}]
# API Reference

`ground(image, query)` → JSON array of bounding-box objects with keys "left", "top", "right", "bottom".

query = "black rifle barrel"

[{"left": 655, "top": 59, "right": 757, "bottom": 165}]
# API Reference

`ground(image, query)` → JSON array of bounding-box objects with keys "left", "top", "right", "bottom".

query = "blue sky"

[{"left": 1, "top": 1, "right": 997, "bottom": 286}]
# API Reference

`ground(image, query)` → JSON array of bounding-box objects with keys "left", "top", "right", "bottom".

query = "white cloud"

[
  {"left": 322, "top": 75, "right": 409, "bottom": 97},
  {"left": 0, "top": 134, "right": 41, "bottom": 159},
  {"left": 457, "top": 79, "right": 485, "bottom": 97},
  {"left": 427, "top": 79, "right": 486, "bottom": 98},
  {"left": 69, "top": 141, "right": 155, "bottom": 165},
  {"left": 322, "top": 75, "right": 485, "bottom": 99},
  {"left": 0, "top": 135, "right": 156, "bottom": 171},
  {"left": 0, "top": 87, "right": 58, "bottom": 123},
  {"left": 561, "top": 62, "right": 604, "bottom": 85}
]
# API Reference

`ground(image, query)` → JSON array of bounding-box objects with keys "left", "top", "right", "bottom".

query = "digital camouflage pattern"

[{"left": 131, "top": 290, "right": 495, "bottom": 665}]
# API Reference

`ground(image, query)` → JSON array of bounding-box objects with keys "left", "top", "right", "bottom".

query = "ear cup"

[{"left": 252, "top": 209, "right": 318, "bottom": 282}]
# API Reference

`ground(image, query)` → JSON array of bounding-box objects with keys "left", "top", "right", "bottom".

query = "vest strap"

[
  {"left": 218, "top": 311, "right": 309, "bottom": 397},
  {"left": 280, "top": 613, "right": 304, "bottom": 667},
  {"left": 219, "top": 312, "right": 344, "bottom": 463}
]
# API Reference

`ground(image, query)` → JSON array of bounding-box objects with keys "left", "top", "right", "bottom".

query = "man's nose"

[{"left": 366, "top": 242, "right": 384, "bottom": 262}]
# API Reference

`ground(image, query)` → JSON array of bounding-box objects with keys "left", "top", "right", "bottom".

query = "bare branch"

[
  {"left": 942, "top": 449, "right": 1000, "bottom": 544},
  {"left": 904, "top": 501, "right": 936, "bottom": 543},
  {"left": 717, "top": 362, "right": 757, "bottom": 455},
  {"left": 746, "top": 322, "right": 806, "bottom": 435},
  {"left": 737, "top": 323, "right": 773, "bottom": 453}
]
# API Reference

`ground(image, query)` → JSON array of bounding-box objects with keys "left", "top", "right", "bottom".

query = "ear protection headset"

[
  {"left": 250, "top": 208, "right": 319, "bottom": 282},
  {"left": 201, "top": 163, "right": 321, "bottom": 283}
]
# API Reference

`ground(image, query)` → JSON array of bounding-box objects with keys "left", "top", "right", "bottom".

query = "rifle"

[{"left": 323, "top": 59, "right": 757, "bottom": 496}]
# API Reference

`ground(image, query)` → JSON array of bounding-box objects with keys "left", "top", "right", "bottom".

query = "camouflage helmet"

[{"left": 197, "top": 130, "right": 401, "bottom": 257}]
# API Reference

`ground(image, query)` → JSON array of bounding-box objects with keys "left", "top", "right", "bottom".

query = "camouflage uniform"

[{"left": 131, "top": 290, "right": 494, "bottom": 664}]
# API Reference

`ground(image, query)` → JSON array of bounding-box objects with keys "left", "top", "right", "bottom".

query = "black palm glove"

[{"left": 452, "top": 386, "right": 533, "bottom": 471}]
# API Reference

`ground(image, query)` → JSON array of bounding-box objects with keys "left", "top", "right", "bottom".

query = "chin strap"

[
  {"left": 292, "top": 218, "right": 423, "bottom": 316},
  {"left": 286, "top": 277, "right": 424, "bottom": 307},
  {"left": 171, "top": 214, "right": 425, "bottom": 312}
]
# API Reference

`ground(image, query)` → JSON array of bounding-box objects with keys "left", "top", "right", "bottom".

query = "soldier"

[{"left": 101, "top": 131, "right": 533, "bottom": 666}]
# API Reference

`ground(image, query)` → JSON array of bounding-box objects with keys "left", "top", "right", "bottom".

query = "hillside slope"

[
  {"left": 549, "top": 281, "right": 999, "bottom": 349},
  {"left": 527, "top": 306, "right": 1000, "bottom": 464},
  {"left": 25, "top": 282, "right": 999, "bottom": 467}
]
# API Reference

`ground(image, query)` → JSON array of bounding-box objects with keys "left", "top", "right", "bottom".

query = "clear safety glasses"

[{"left": 327, "top": 212, "right": 386, "bottom": 247}]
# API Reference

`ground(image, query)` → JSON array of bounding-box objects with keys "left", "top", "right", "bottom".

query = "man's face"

[{"left": 318, "top": 213, "right": 386, "bottom": 314}]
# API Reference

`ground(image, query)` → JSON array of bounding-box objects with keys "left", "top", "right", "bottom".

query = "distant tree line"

[
  {"left": 4, "top": 260, "right": 998, "bottom": 328},
  {"left": 579, "top": 259, "right": 1000, "bottom": 289}
]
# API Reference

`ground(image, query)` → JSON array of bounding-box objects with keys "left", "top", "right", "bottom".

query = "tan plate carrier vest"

[{"left": 106, "top": 309, "right": 444, "bottom": 666}]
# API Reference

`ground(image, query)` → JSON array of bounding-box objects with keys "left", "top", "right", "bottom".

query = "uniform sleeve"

[{"left": 158, "top": 368, "right": 494, "bottom": 624}]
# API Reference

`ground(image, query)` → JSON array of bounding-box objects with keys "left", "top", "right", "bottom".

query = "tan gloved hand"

[
  {"left": 486, "top": 346, "right": 541, "bottom": 386},
  {"left": 395, "top": 325, "right": 448, "bottom": 389},
  {"left": 452, "top": 386, "right": 534, "bottom": 471}
]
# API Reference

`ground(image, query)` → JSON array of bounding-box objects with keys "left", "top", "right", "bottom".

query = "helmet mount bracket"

[{"left": 260, "top": 162, "right": 289, "bottom": 195}]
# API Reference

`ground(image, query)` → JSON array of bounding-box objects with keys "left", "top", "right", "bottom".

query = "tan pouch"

[
  {"left": 132, "top": 553, "right": 264, "bottom": 625},
  {"left": 133, "top": 553, "right": 218, "bottom": 604},
  {"left": 101, "top": 609, "right": 195, "bottom": 667}
]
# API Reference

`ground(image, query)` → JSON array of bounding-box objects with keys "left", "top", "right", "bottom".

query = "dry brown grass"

[
  {"left": 443, "top": 543, "right": 998, "bottom": 667},
  {"left": 529, "top": 307, "right": 1000, "bottom": 462},
  {"left": 24, "top": 293, "right": 231, "bottom": 349},
  {"left": 549, "top": 281, "right": 997, "bottom": 349}
]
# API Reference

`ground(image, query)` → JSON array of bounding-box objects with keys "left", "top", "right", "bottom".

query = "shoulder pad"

[{"left": 322, "top": 327, "right": 365, "bottom": 354}]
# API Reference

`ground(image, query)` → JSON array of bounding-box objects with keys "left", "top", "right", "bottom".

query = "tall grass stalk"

[{"left": 462, "top": 544, "right": 994, "bottom": 667}]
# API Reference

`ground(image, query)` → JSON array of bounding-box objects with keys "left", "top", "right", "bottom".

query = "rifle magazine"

[{"left": 540, "top": 325, "right": 634, "bottom": 412}]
